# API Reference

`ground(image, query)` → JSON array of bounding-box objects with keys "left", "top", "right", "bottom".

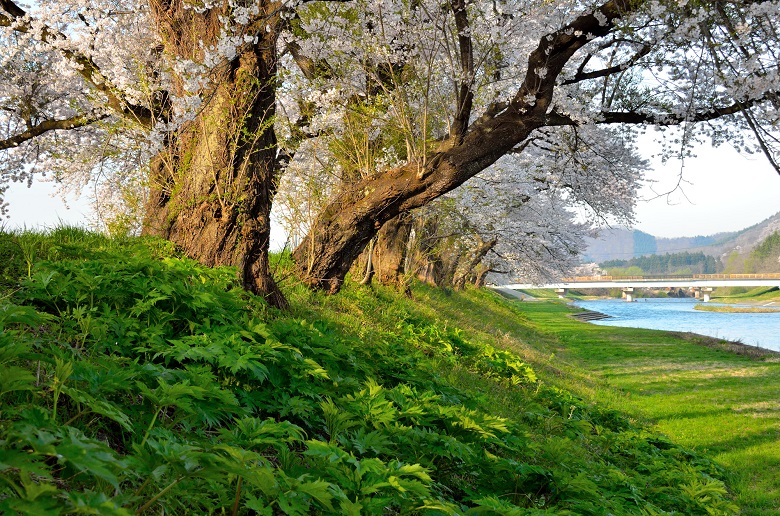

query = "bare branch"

[
  {"left": 509, "top": 0, "right": 634, "bottom": 114},
  {"left": 0, "top": 113, "right": 108, "bottom": 150},
  {"left": 560, "top": 44, "right": 652, "bottom": 85},
  {"left": 541, "top": 90, "right": 779, "bottom": 128}
]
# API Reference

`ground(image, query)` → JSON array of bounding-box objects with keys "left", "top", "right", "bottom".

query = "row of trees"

[
  {"left": 2, "top": 0, "right": 779, "bottom": 306},
  {"left": 601, "top": 251, "right": 721, "bottom": 275}
]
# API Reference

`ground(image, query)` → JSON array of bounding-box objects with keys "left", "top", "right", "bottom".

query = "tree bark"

[
  {"left": 453, "top": 237, "right": 497, "bottom": 290},
  {"left": 473, "top": 267, "right": 490, "bottom": 288},
  {"left": 359, "top": 237, "right": 376, "bottom": 286},
  {"left": 372, "top": 212, "right": 413, "bottom": 288},
  {"left": 142, "top": 3, "right": 287, "bottom": 308}
]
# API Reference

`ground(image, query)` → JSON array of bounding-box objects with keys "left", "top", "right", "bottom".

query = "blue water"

[{"left": 573, "top": 298, "right": 780, "bottom": 351}]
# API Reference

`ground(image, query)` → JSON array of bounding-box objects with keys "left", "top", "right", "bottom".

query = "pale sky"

[
  {"left": 4, "top": 138, "right": 780, "bottom": 238},
  {"left": 631, "top": 135, "right": 780, "bottom": 238}
]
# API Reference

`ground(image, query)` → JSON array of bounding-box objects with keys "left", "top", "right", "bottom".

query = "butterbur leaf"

[
  {"left": 64, "top": 490, "right": 132, "bottom": 515},
  {"left": 0, "top": 496, "right": 63, "bottom": 515},
  {"left": 0, "top": 448, "right": 53, "bottom": 480},
  {"left": 467, "top": 496, "right": 535, "bottom": 515},
  {"left": 0, "top": 337, "right": 32, "bottom": 364},
  {"left": 348, "top": 428, "right": 392, "bottom": 456},
  {"left": 244, "top": 494, "right": 274, "bottom": 515},
  {"left": 392, "top": 462, "right": 432, "bottom": 483},
  {"left": 60, "top": 386, "right": 133, "bottom": 431},
  {"left": 302, "top": 358, "right": 329, "bottom": 379},
  {"left": 18, "top": 470, "right": 58, "bottom": 501},
  {"left": 295, "top": 478, "right": 335, "bottom": 511},
  {"left": 55, "top": 427, "right": 125, "bottom": 489},
  {"left": 338, "top": 498, "right": 363, "bottom": 516},
  {"left": 304, "top": 440, "right": 350, "bottom": 463},
  {"left": 0, "top": 303, "right": 53, "bottom": 330},
  {"left": 0, "top": 366, "right": 36, "bottom": 397},
  {"left": 224, "top": 417, "right": 306, "bottom": 447}
]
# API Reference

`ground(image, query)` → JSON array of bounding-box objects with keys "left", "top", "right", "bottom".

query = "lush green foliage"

[
  {"left": 0, "top": 228, "right": 739, "bottom": 514},
  {"left": 751, "top": 231, "right": 780, "bottom": 263},
  {"left": 601, "top": 251, "right": 721, "bottom": 276}
]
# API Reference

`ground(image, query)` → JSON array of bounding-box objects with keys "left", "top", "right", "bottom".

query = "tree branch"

[
  {"left": 541, "top": 90, "right": 779, "bottom": 127},
  {"left": 509, "top": 0, "right": 634, "bottom": 114},
  {"left": 560, "top": 44, "right": 652, "bottom": 85},
  {"left": 0, "top": 113, "right": 108, "bottom": 150},
  {"left": 0, "top": 0, "right": 168, "bottom": 129},
  {"left": 449, "top": 0, "right": 475, "bottom": 141}
]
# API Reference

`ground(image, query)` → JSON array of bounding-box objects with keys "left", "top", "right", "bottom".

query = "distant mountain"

[{"left": 583, "top": 211, "right": 780, "bottom": 263}]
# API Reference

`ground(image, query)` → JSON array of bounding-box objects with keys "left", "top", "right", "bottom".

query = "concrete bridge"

[{"left": 504, "top": 274, "right": 780, "bottom": 302}]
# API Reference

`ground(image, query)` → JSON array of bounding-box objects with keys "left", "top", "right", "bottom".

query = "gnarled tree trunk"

[
  {"left": 142, "top": 3, "right": 286, "bottom": 308},
  {"left": 372, "top": 212, "right": 413, "bottom": 288},
  {"left": 290, "top": 124, "right": 531, "bottom": 293},
  {"left": 453, "top": 237, "right": 497, "bottom": 290}
]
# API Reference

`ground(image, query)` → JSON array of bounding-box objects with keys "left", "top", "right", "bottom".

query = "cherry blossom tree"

[
  {"left": 288, "top": 0, "right": 780, "bottom": 292},
  {"left": 394, "top": 124, "right": 647, "bottom": 288},
  {"left": 2, "top": 0, "right": 779, "bottom": 305},
  {"left": 1, "top": 0, "right": 292, "bottom": 306}
]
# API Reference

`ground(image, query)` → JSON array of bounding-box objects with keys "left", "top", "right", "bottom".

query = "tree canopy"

[{"left": 2, "top": 0, "right": 779, "bottom": 302}]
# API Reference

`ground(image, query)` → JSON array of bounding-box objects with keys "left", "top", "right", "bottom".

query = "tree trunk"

[
  {"left": 453, "top": 237, "right": 497, "bottom": 290},
  {"left": 142, "top": 4, "right": 286, "bottom": 308},
  {"left": 409, "top": 216, "right": 442, "bottom": 286},
  {"left": 292, "top": 111, "right": 540, "bottom": 293},
  {"left": 473, "top": 266, "right": 490, "bottom": 288},
  {"left": 373, "top": 212, "right": 413, "bottom": 288},
  {"left": 360, "top": 237, "right": 376, "bottom": 286}
]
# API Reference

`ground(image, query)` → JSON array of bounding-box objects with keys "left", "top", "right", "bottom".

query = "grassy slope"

[
  {"left": 712, "top": 286, "right": 780, "bottom": 304},
  {"left": 0, "top": 228, "right": 765, "bottom": 514},
  {"left": 488, "top": 301, "right": 780, "bottom": 515},
  {"left": 270, "top": 270, "right": 780, "bottom": 514}
]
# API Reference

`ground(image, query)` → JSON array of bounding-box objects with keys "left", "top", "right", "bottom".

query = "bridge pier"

[
  {"left": 555, "top": 288, "right": 568, "bottom": 299},
  {"left": 692, "top": 287, "right": 715, "bottom": 302},
  {"left": 622, "top": 287, "right": 635, "bottom": 302}
]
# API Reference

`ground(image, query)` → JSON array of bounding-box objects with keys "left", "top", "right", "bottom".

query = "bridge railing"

[{"left": 561, "top": 273, "right": 780, "bottom": 282}]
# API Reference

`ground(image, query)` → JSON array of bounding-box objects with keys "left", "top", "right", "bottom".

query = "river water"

[{"left": 573, "top": 298, "right": 780, "bottom": 351}]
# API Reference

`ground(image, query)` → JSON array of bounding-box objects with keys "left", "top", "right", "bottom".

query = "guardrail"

[{"left": 561, "top": 273, "right": 780, "bottom": 282}]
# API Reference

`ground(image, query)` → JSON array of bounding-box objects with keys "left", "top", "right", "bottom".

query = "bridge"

[{"left": 504, "top": 274, "right": 780, "bottom": 302}]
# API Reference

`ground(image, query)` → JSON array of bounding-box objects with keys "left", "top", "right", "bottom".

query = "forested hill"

[
  {"left": 583, "top": 211, "right": 780, "bottom": 263},
  {"left": 601, "top": 251, "right": 720, "bottom": 275}
]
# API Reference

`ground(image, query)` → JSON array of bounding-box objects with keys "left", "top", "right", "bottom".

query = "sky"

[
  {"left": 4, "top": 138, "right": 780, "bottom": 239},
  {"left": 631, "top": 135, "right": 780, "bottom": 238}
]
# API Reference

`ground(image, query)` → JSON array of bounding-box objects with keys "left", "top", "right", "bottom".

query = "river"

[{"left": 572, "top": 298, "right": 780, "bottom": 351}]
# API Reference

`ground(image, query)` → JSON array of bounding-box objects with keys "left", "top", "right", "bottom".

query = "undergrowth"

[{"left": 0, "top": 228, "right": 739, "bottom": 514}]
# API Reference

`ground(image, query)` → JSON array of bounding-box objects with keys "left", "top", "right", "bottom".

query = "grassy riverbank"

[
  {"left": 712, "top": 286, "right": 780, "bottom": 305},
  {"left": 1, "top": 227, "right": 774, "bottom": 513},
  {"left": 494, "top": 301, "right": 780, "bottom": 514},
  {"left": 694, "top": 303, "right": 780, "bottom": 313}
]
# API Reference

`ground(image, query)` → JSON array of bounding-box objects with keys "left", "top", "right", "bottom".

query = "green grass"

[
  {"left": 0, "top": 227, "right": 754, "bottom": 514},
  {"left": 489, "top": 300, "right": 780, "bottom": 515},
  {"left": 694, "top": 304, "right": 780, "bottom": 313},
  {"left": 713, "top": 286, "right": 780, "bottom": 303}
]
